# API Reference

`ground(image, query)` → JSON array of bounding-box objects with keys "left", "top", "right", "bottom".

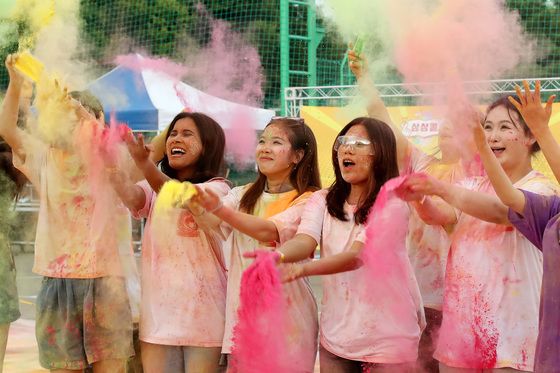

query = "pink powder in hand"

[
  {"left": 359, "top": 174, "right": 425, "bottom": 354},
  {"left": 231, "top": 250, "right": 294, "bottom": 373}
]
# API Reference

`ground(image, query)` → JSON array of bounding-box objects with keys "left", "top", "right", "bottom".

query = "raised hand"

[
  {"left": 509, "top": 80, "right": 556, "bottom": 137},
  {"left": 347, "top": 46, "right": 366, "bottom": 79},
  {"left": 190, "top": 185, "right": 222, "bottom": 213},
  {"left": 399, "top": 174, "right": 444, "bottom": 199},
  {"left": 471, "top": 111, "right": 487, "bottom": 152},
  {"left": 5, "top": 54, "right": 24, "bottom": 87},
  {"left": 124, "top": 131, "right": 153, "bottom": 166}
]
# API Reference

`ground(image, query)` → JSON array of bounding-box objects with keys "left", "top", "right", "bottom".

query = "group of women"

[{"left": 0, "top": 47, "right": 559, "bottom": 373}]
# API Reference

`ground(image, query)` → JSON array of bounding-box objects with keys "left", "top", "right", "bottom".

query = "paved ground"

[{"left": 5, "top": 251, "right": 324, "bottom": 372}]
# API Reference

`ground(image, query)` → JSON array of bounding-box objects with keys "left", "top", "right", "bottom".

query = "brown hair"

[
  {"left": 326, "top": 117, "right": 399, "bottom": 225},
  {"left": 486, "top": 95, "right": 540, "bottom": 154},
  {"left": 159, "top": 112, "right": 226, "bottom": 183},
  {"left": 69, "top": 90, "right": 104, "bottom": 120},
  {"left": 239, "top": 118, "right": 321, "bottom": 214}
]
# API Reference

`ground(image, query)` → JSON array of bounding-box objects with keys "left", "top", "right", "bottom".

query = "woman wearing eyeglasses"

[
  {"left": 348, "top": 50, "right": 474, "bottom": 372},
  {"left": 273, "top": 117, "right": 423, "bottom": 372},
  {"left": 191, "top": 117, "right": 321, "bottom": 372}
]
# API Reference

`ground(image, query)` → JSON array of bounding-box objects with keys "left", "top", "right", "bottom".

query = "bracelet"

[
  {"left": 278, "top": 251, "right": 285, "bottom": 263},
  {"left": 208, "top": 200, "right": 223, "bottom": 213}
]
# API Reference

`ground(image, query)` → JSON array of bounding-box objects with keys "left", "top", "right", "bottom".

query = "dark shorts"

[
  {"left": 0, "top": 242, "right": 20, "bottom": 324},
  {"left": 36, "top": 276, "right": 134, "bottom": 370}
]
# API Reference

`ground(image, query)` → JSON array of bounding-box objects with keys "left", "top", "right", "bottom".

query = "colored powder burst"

[
  {"left": 154, "top": 180, "right": 197, "bottom": 214},
  {"left": 231, "top": 250, "right": 294, "bottom": 373},
  {"left": 321, "top": 0, "right": 533, "bottom": 163},
  {"left": 224, "top": 108, "right": 257, "bottom": 170},
  {"left": 13, "top": 51, "right": 44, "bottom": 82},
  {"left": 358, "top": 175, "right": 425, "bottom": 345},
  {"left": 32, "top": 0, "right": 92, "bottom": 89},
  {"left": 183, "top": 5, "right": 264, "bottom": 107},
  {"left": 33, "top": 75, "right": 78, "bottom": 147},
  {"left": 76, "top": 115, "right": 131, "bottom": 239},
  {"left": 114, "top": 54, "right": 189, "bottom": 81}
]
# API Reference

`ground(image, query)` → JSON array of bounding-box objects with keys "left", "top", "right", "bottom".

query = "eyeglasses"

[{"left": 334, "top": 136, "right": 374, "bottom": 155}]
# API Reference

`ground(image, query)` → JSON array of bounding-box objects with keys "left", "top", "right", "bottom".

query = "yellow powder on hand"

[
  {"left": 155, "top": 180, "right": 198, "bottom": 214},
  {"left": 14, "top": 51, "right": 44, "bottom": 82}
]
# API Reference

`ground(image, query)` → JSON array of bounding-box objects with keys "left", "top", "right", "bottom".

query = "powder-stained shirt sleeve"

[
  {"left": 404, "top": 145, "right": 437, "bottom": 175},
  {"left": 216, "top": 185, "right": 246, "bottom": 239},
  {"left": 269, "top": 192, "right": 312, "bottom": 244},
  {"left": 130, "top": 180, "right": 153, "bottom": 219},
  {"left": 11, "top": 132, "right": 46, "bottom": 188},
  {"left": 296, "top": 189, "right": 328, "bottom": 244},
  {"left": 508, "top": 190, "right": 560, "bottom": 251}
]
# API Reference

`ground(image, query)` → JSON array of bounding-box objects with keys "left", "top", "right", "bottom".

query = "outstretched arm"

[
  {"left": 402, "top": 174, "right": 509, "bottom": 225},
  {"left": 190, "top": 186, "right": 280, "bottom": 242},
  {"left": 280, "top": 240, "right": 363, "bottom": 282}
]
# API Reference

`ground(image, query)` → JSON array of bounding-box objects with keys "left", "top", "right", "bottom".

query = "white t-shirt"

[
  {"left": 132, "top": 179, "right": 230, "bottom": 346},
  {"left": 221, "top": 186, "right": 318, "bottom": 372},
  {"left": 297, "top": 189, "right": 423, "bottom": 364},
  {"left": 435, "top": 171, "right": 559, "bottom": 370},
  {"left": 13, "top": 134, "right": 130, "bottom": 278},
  {"left": 405, "top": 147, "right": 465, "bottom": 310}
]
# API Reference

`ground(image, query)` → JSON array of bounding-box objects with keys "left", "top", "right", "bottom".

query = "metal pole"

[{"left": 280, "top": 0, "right": 290, "bottom": 115}]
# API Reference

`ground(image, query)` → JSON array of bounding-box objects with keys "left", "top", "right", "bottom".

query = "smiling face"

[
  {"left": 255, "top": 124, "right": 300, "bottom": 180},
  {"left": 483, "top": 105, "right": 535, "bottom": 173},
  {"left": 165, "top": 117, "right": 203, "bottom": 171},
  {"left": 336, "top": 124, "right": 374, "bottom": 185}
]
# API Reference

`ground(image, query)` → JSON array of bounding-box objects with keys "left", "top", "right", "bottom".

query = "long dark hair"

[
  {"left": 326, "top": 117, "right": 399, "bottom": 225},
  {"left": 0, "top": 141, "right": 27, "bottom": 199},
  {"left": 486, "top": 95, "right": 540, "bottom": 153},
  {"left": 239, "top": 118, "right": 321, "bottom": 214},
  {"left": 159, "top": 112, "right": 226, "bottom": 183}
]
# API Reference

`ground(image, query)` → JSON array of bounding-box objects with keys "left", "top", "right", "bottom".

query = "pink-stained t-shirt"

[
  {"left": 297, "top": 189, "right": 422, "bottom": 364},
  {"left": 13, "top": 135, "right": 131, "bottom": 279},
  {"left": 221, "top": 186, "right": 318, "bottom": 372},
  {"left": 132, "top": 179, "right": 230, "bottom": 346},
  {"left": 434, "top": 170, "right": 559, "bottom": 370},
  {"left": 405, "top": 147, "right": 465, "bottom": 310}
]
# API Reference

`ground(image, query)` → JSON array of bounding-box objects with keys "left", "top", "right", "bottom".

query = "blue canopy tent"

[
  {"left": 88, "top": 66, "right": 159, "bottom": 131},
  {"left": 87, "top": 62, "right": 274, "bottom": 132}
]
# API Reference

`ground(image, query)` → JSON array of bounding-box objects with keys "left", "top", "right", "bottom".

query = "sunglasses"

[{"left": 334, "top": 135, "right": 374, "bottom": 155}]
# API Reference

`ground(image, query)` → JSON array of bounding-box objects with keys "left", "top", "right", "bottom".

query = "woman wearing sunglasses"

[{"left": 274, "top": 117, "right": 423, "bottom": 372}]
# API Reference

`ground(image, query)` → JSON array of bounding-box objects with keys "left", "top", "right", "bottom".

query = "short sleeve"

[
  {"left": 508, "top": 190, "right": 560, "bottom": 250},
  {"left": 355, "top": 226, "right": 366, "bottom": 244},
  {"left": 200, "top": 178, "right": 231, "bottom": 198},
  {"left": 296, "top": 189, "right": 328, "bottom": 244},
  {"left": 130, "top": 180, "right": 153, "bottom": 219},
  {"left": 217, "top": 185, "right": 247, "bottom": 238},
  {"left": 269, "top": 192, "right": 312, "bottom": 244},
  {"left": 12, "top": 132, "right": 46, "bottom": 188},
  {"left": 403, "top": 145, "right": 436, "bottom": 175}
]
